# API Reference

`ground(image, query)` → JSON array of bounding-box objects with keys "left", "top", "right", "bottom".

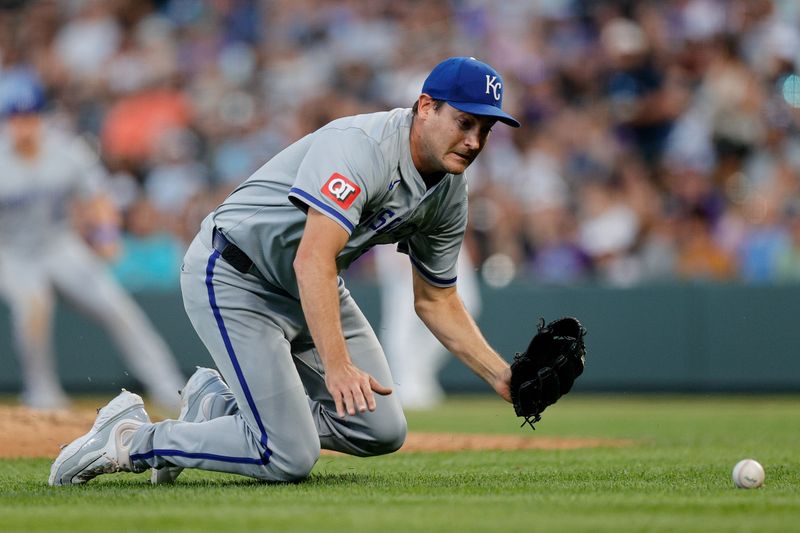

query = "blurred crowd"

[{"left": 2, "top": 0, "right": 800, "bottom": 288}]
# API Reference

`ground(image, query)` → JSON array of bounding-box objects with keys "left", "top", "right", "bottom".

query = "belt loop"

[
  {"left": 212, "top": 227, "right": 254, "bottom": 274},
  {"left": 212, "top": 226, "right": 228, "bottom": 252}
]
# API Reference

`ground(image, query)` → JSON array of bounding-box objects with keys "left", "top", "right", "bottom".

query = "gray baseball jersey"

[
  {"left": 0, "top": 126, "right": 103, "bottom": 254},
  {"left": 214, "top": 107, "right": 468, "bottom": 292},
  {"left": 130, "top": 108, "right": 470, "bottom": 482},
  {"left": 0, "top": 123, "right": 184, "bottom": 410}
]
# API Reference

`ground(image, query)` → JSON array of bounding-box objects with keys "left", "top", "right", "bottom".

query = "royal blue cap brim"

[{"left": 447, "top": 101, "right": 520, "bottom": 128}]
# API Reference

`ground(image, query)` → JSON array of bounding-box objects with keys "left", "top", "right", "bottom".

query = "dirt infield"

[{"left": 0, "top": 405, "right": 631, "bottom": 459}]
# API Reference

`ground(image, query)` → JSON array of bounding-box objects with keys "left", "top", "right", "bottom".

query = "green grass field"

[{"left": 1, "top": 395, "right": 798, "bottom": 532}]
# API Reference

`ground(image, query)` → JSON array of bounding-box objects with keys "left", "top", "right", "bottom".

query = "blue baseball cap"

[
  {"left": 0, "top": 68, "right": 46, "bottom": 118},
  {"left": 421, "top": 57, "right": 520, "bottom": 128}
]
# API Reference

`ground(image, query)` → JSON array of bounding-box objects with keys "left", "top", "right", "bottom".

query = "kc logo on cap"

[{"left": 485, "top": 75, "right": 502, "bottom": 101}]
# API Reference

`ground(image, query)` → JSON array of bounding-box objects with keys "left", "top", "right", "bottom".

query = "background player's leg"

[
  {"left": 47, "top": 235, "right": 184, "bottom": 410},
  {"left": 376, "top": 251, "right": 444, "bottom": 408},
  {"left": 0, "top": 257, "right": 66, "bottom": 409},
  {"left": 376, "top": 247, "right": 481, "bottom": 409},
  {"left": 293, "top": 280, "right": 407, "bottom": 457},
  {"left": 129, "top": 231, "right": 321, "bottom": 482}
]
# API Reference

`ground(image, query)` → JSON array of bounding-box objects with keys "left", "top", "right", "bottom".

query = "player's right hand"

[{"left": 325, "top": 363, "right": 392, "bottom": 417}]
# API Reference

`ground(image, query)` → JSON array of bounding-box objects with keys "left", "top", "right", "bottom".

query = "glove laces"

[{"left": 520, "top": 413, "right": 542, "bottom": 430}]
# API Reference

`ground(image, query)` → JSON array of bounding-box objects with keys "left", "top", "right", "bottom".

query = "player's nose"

[{"left": 462, "top": 129, "right": 482, "bottom": 152}]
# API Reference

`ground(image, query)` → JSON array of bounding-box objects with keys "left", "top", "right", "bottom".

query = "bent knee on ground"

[
  {"left": 258, "top": 440, "right": 321, "bottom": 483},
  {"left": 362, "top": 413, "right": 408, "bottom": 456}
]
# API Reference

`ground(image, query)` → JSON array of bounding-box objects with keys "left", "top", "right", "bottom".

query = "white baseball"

[{"left": 732, "top": 459, "right": 765, "bottom": 489}]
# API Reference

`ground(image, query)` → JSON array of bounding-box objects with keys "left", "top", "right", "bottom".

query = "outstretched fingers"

[
  {"left": 343, "top": 387, "right": 358, "bottom": 417},
  {"left": 327, "top": 364, "right": 394, "bottom": 417},
  {"left": 369, "top": 375, "right": 392, "bottom": 396},
  {"left": 333, "top": 375, "right": 392, "bottom": 417},
  {"left": 357, "top": 376, "right": 392, "bottom": 412}
]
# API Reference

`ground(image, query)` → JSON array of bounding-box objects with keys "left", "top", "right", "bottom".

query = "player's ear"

[{"left": 416, "top": 94, "right": 437, "bottom": 120}]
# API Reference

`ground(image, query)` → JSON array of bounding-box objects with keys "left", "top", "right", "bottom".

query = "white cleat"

[
  {"left": 151, "top": 367, "right": 230, "bottom": 485},
  {"left": 49, "top": 390, "right": 150, "bottom": 486}
]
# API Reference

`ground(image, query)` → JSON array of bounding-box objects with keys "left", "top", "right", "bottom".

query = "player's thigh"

[
  {"left": 181, "top": 238, "right": 320, "bottom": 464},
  {"left": 293, "top": 285, "right": 405, "bottom": 445},
  {"left": 292, "top": 284, "right": 396, "bottom": 392},
  {"left": 341, "top": 288, "right": 396, "bottom": 387},
  {"left": 0, "top": 255, "right": 54, "bottom": 332},
  {"left": 46, "top": 236, "right": 138, "bottom": 320}
]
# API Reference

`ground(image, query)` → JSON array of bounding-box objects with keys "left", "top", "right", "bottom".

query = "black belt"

[{"left": 212, "top": 227, "right": 254, "bottom": 274}]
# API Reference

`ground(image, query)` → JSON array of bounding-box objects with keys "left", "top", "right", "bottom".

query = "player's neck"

[
  {"left": 419, "top": 172, "right": 445, "bottom": 189},
  {"left": 14, "top": 139, "right": 40, "bottom": 161},
  {"left": 409, "top": 121, "right": 446, "bottom": 189}
]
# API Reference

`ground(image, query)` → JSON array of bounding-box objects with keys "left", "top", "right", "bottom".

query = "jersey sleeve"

[
  {"left": 288, "top": 128, "right": 387, "bottom": 234},
  {"left": 400, "top": 196, "right": 468, "bottom": 288}
]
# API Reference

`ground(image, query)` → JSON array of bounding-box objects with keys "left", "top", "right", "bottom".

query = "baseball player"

[
  {"left": 375, "top": 244, "right": 481, "bottom": 409},
  {"left": 50, "top": 57, "right": 521, "bottom": 485},
  {"left": 0, "top": 70, "right": 185, "bottom": 410}
]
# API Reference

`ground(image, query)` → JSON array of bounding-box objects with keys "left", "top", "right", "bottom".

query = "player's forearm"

[
  {"left": 72, "top": 194, "right": 121, "bottom": 259},
  {"left": 414, "top": 291, "right": 508, "bottom": 385},
  {"left": 294, "top": 254, "right": 350, "bottom": 369}
]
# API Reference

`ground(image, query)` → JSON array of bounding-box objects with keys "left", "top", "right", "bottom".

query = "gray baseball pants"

[
  {"left": 0, "top": 232, "right": 184, "bottom": 409},
  {"left": 129, "top": 222, "right": 406, "bottom": 482}
]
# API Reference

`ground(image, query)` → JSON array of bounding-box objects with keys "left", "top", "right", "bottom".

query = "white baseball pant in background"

[{"left": 374, "top": 245, "right": 481, "bottom": 409}]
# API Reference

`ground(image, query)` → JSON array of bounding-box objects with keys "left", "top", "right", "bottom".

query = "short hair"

[{"left": 411, "top": 98, "right": 445, "bottom": 115}]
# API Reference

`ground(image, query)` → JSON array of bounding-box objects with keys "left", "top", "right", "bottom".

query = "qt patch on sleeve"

[{"left": 321, "top": 173, "right": 362, "bottom": 209}]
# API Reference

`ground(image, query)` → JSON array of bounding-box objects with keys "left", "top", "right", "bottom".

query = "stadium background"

[{"left": 2, "top": 0, "right": 800, "bottom": 393}]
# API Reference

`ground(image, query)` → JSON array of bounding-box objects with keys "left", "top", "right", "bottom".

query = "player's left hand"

[{"left": 493, "top": 366, "right": 513, "bottom": 403}]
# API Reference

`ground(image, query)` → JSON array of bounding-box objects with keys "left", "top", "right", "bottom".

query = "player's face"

[
  {"left": 416, "top": 99, "right": 496, "bottom": 176},
  {"left": 9, "top": 113, "right": 42, "bottom": 153}
]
